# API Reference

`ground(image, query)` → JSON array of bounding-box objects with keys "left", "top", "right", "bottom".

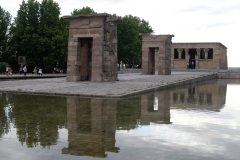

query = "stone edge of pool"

[{"left": 0, "top": 72, "right": 218, "bottom": 98}]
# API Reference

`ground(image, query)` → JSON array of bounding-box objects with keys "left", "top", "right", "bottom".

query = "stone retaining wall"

[
  {"left": 217, "top": 71, "right": 240, "bottom": 79},
  {"left": 118, "top": 69, "right": 141, "bottom": 74},
  {"left": 121, "top": 73, "right": 217, "bottom": 98},
  {"left": 118, "top": 69, "right": 240, "bottom": 79}
]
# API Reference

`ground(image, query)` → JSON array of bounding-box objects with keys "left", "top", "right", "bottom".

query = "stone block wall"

[
  {"left": 171, "top": 43, "right": 228, "bottom": 70},
  {"left": 102, "top": 17, "right": 119, "bottom": 81}
]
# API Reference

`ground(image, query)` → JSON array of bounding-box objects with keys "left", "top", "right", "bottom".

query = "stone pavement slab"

[{"left": 0, "top": 71, "right": 217, "bottom": 98}]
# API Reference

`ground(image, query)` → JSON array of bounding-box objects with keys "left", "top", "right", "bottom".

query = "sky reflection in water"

[{"left": 0, "top": 79, "right": 240, "bottom": 160}]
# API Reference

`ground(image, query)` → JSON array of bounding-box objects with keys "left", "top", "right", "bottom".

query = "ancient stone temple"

[
  {"left": 171, "top": 43, "right": 228, "bottom": 70},
  {"left": 64, "top": 13, "right": 120, "bottom": 82},
  {"left": 142, "top": 34, "right": 174, "bottom": 75}
]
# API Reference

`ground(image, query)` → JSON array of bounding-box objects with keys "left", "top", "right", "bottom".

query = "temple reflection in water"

[
  {"left": 170, "top": 79, "right": 227, "bottom": 111},
  {"left": 62, "top": 98, "right": 119, "bottom": 157},
  {"left": 0, "top": 79, "right": 229, "bottom": 158},
  {"left": 141, "top": 92, "right": 171, "bottom": 125},
  {"left": 62, "top": 79, "right": 227, "bottom": 158}
]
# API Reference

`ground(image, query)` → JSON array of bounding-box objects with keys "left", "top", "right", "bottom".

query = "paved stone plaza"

[{"left": 0, "top": 71, "right": 217, "bottom": 98}]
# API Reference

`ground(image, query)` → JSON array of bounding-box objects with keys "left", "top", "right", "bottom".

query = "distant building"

[{"left": 171, "top": 43, "right": 228, "bottom": 70}]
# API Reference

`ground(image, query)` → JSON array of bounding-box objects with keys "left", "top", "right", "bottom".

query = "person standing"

[
  {"left": 19, "top": 67, "right": 23, "bottom": 74},
  {"left": 23, "top": 65, "right": 27, "bottom": 76},
  {"left": 189, "top": 62, "right": 192, "bottom": 69},
  {"left": 8, "top": 67, "right": 12, "bottom": 76},
  {"left": 38, "top": 68, "right": 42, "bottom": 76},
  {"left": 5, "top": 66, "right": 9, "bottom": 76},
  {"left": 33, "top": 67, "right": 37, "bottom": 75}
]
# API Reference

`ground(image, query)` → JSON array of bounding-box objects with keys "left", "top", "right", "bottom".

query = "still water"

[{"left": 0, "top": 79, "right": 240, "bottom": 160}]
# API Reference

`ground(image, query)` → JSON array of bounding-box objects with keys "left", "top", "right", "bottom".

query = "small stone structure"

[
  {"left": 142, "top": 34, "right": 174, "bottom": 75},
  {"left": 64, "top": 13, "right": 120, "bottom": 82},
  {"left": 171, "top": 43, "right": 228, "bottom": 70}
]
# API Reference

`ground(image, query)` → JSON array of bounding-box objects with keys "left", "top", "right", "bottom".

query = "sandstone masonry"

[
  {"left": 64, "top": 13, "right": 120, "bottom": 82},
  {"left": 171, "top": 43, "right": 227, "bottom": 70},
  {"left": 142, "top": 34, "right": 174, "bottom": 75}
]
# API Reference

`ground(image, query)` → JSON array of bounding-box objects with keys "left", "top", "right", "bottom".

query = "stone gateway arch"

[
  {"left": 141, "top": 34, "right": 174, "bottom": 75},
  {"left": 64, "top": 14, "right": 120, "bottom": 82}
]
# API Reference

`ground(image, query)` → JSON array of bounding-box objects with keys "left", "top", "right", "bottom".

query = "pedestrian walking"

[{"left": 23, "top": 65, "right": 27, "bottom": 76}]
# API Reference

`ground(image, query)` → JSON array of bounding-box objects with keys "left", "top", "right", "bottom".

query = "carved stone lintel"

[
  {"left": 204, "top": 48, "right": 209, "bottom": 53},
  {"left": 177, "top": 48, "right": 183, "bottom": 53},
  {"left": 196, "top": 48, "right": 201, "bottom": 53}
]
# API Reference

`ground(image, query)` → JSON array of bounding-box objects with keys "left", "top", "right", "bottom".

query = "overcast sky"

[{"left": 1, "top": 0, "right": 240, "bottom": 67}]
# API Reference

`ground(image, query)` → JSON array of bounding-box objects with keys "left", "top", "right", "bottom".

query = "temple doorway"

[
  {"left": 78, "top": 38, "right": 93, "bottom": 81},
  {"left": 189, "top": 60, "right": 196, "bottom": 69},
  {"left": 189, "top": 49, "right": 196, "bottom": 69},
  {"left": 148, "top": 48, "right": 156, "bottom": 74}
]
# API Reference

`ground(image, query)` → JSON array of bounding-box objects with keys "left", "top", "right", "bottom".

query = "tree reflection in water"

[
  {"left": 0, "top": 93, "right": 67, "bottom": 148},
  {"left": 0, "top": 79, "right": 229, "bottom": 159},
  {"left": 0, "top": 93, "right": 13, "bottom": 137}
]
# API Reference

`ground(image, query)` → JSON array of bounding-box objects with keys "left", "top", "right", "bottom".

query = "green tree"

[
  {"left": 9, "top": 0, "right": 40, "bottom": 69},
  {"left": 139, "top": 19, "right": 153, "bottom": 34},
  {"left": 117, "top": 15, "right": 153, "bottom": 68},
  {"left": 39, "top": 0, "right": 68, "bottom": 70},
  {"left": 71, "top": 6, "right": 96, "bottom": 15},
  {"left": 9, "top": 0, "right": 68, "bottom": 72},
  {"left": 0, "top": 6, "right": 12, "bottom": 63}
]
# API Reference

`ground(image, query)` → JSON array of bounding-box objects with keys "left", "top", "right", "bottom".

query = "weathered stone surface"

[
  {"left": 170, "top": 43, "right": 228, "bottom": 70},
  {"left": 142, "top": 34, "right": 174, "bottom": 75},
  {"left": 64, "top": 14, "right": 120, "bottom": 82}
]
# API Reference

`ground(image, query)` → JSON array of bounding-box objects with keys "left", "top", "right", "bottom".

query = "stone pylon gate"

[
  {"left": 64, "top": 14, "right": 120, "bottom": 82},
  {"left": 142, "top": 34, "right": 174, "bottom": 75}
]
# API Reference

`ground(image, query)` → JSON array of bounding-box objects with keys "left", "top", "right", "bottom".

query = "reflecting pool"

[{"left": 0, "top": 79, "right": 240, "bottom": 160}]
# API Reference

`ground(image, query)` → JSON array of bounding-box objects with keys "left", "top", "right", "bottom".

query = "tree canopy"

[
  {"left": 0, "top": 6, "right": 12, "bottom": 64},
  {"left": 9, "top": 0, "right": 68, "bottom": 71},
  {"left": 71, "top": 6, "right": 96, "bottom": 15},
  {"left": 117, "top": 15, "right": 153, "bottom": 68}
]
